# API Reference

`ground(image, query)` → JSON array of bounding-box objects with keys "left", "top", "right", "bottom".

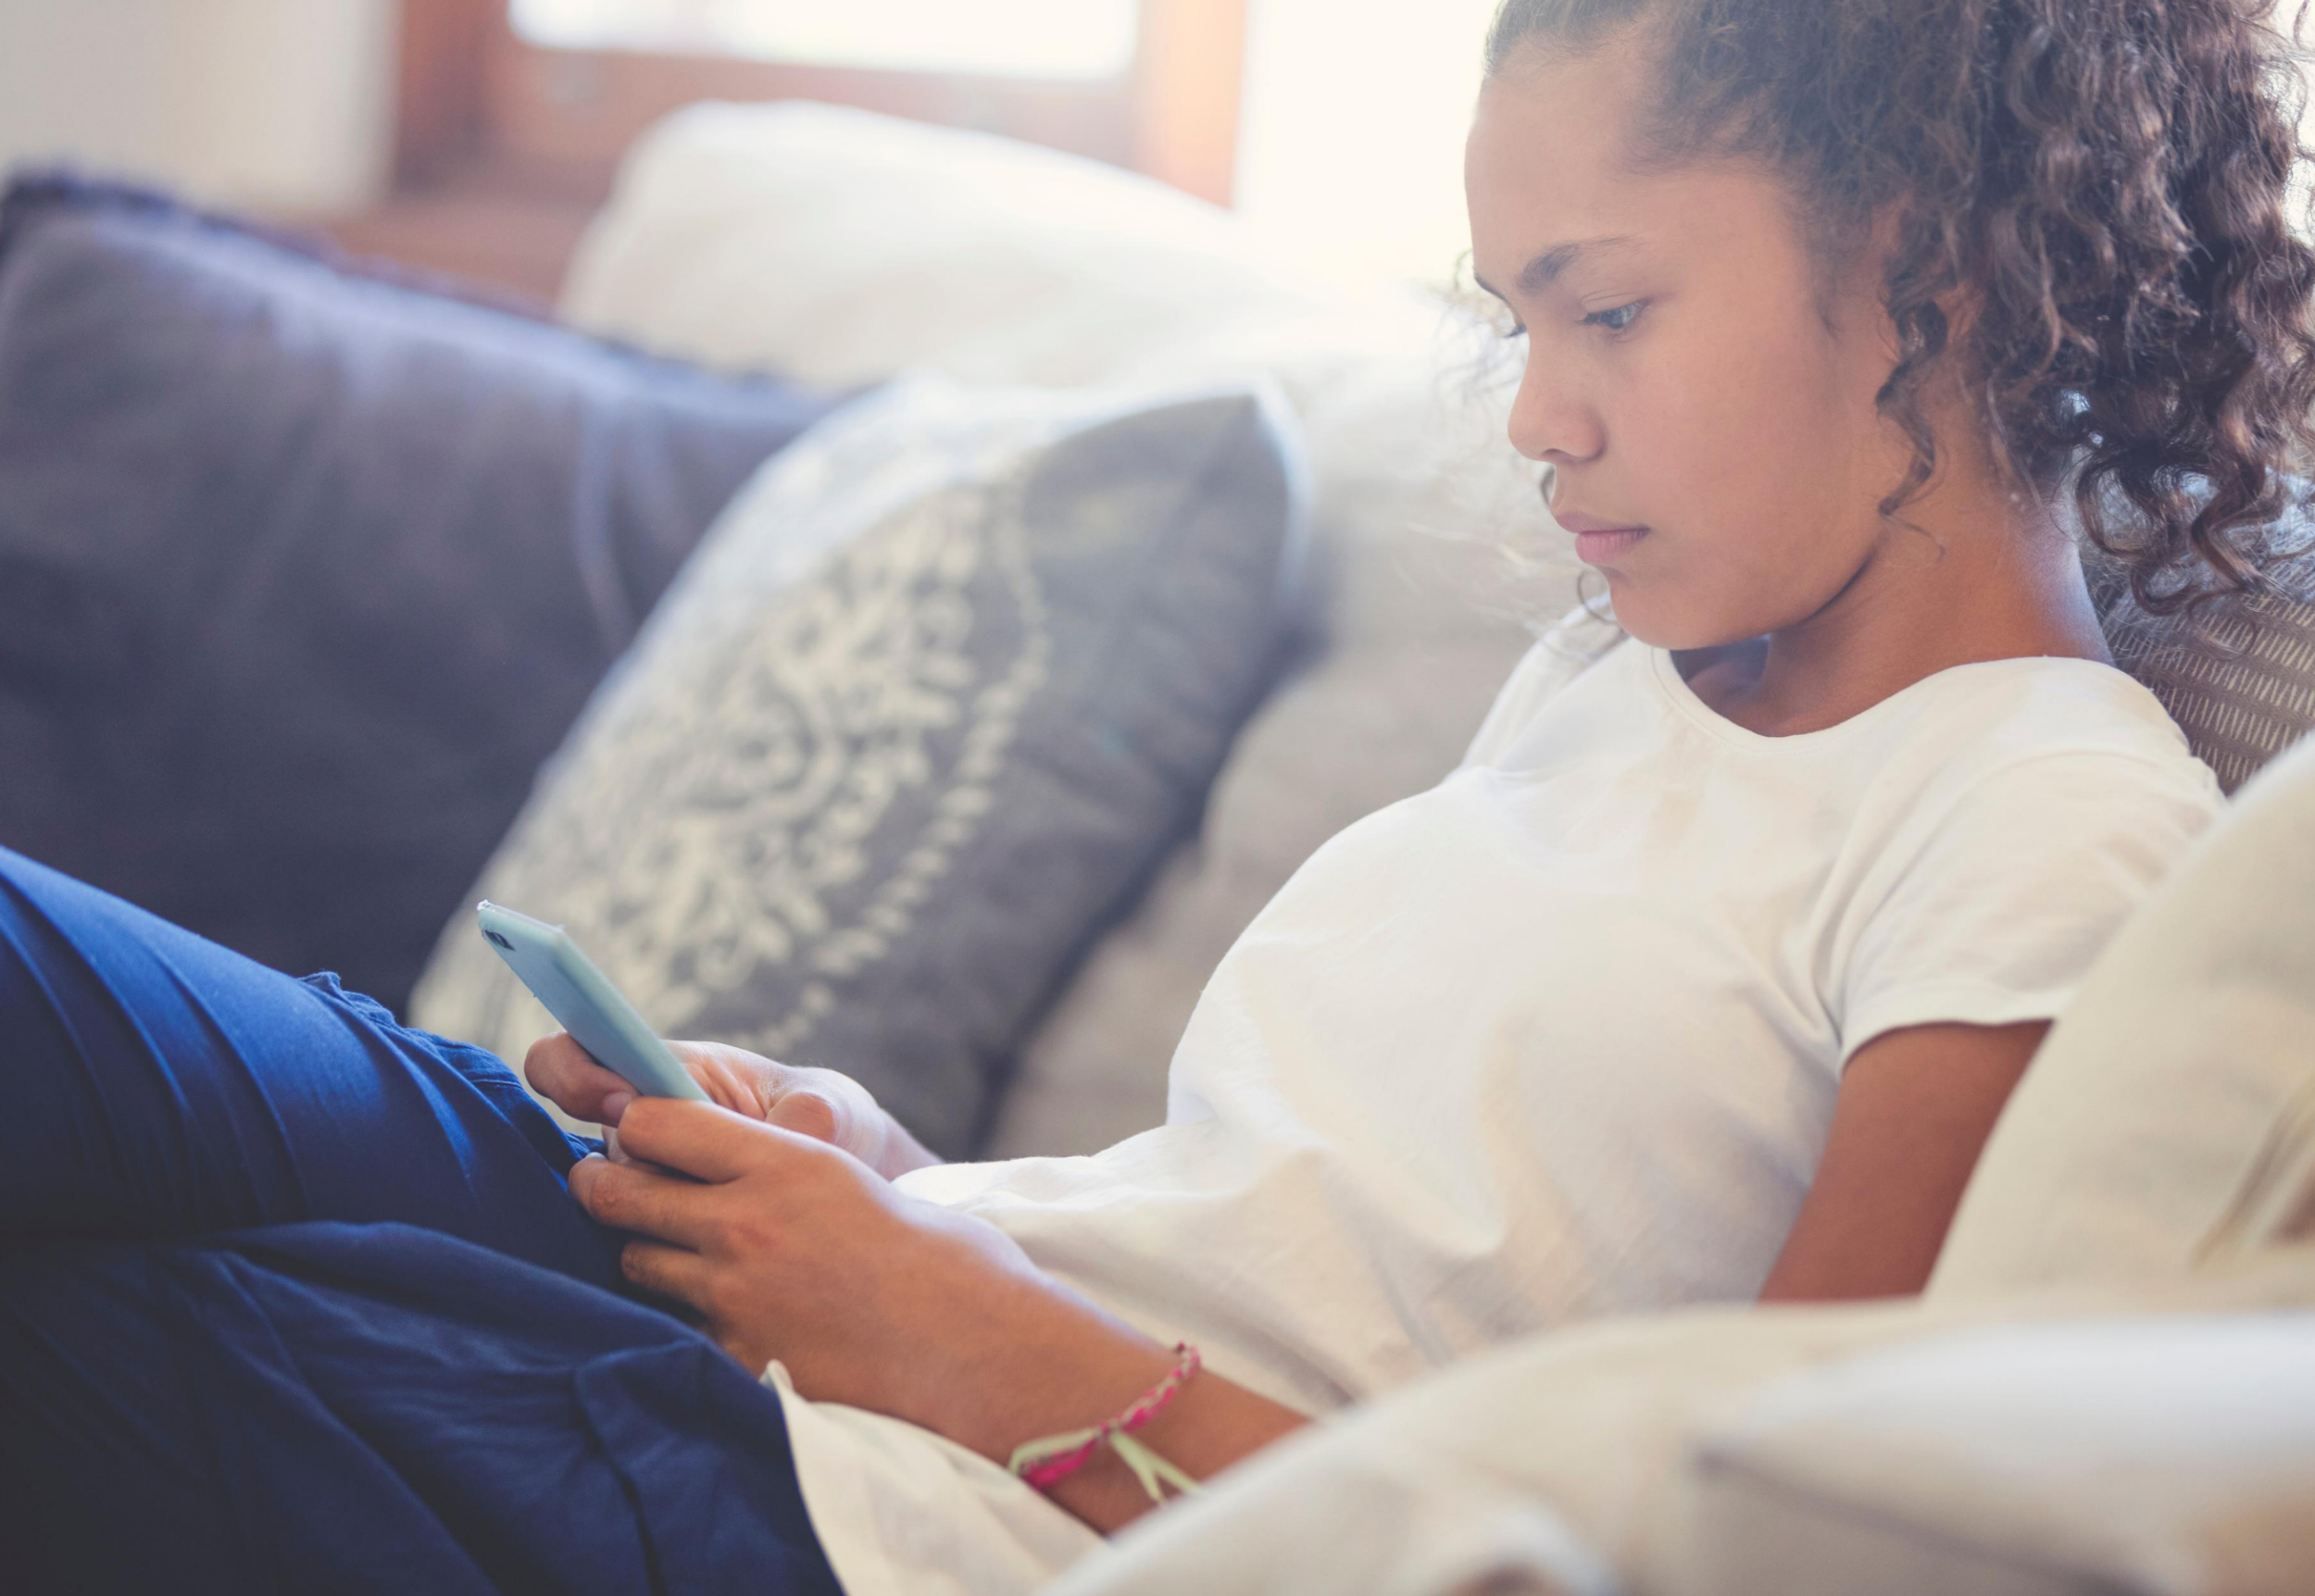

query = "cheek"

[
  {"left": 1620, "top": 330, "right": 1863, "bottom": 546},
  {"left": 1602, "top": 318, "right": 1894, "bottom": 642}
]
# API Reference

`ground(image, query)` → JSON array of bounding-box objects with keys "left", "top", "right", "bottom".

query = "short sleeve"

[{"left": 1836, "top": 750, "right": 2223, "bottom": 1066}]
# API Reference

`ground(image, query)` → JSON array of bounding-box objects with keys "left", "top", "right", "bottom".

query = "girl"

[{"left": 5, "top": 2, "right": 2309, "bottom": 1591}]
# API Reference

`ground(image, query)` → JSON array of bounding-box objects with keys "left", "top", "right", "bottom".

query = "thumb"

[
  {"left": 770, "top": 1071, "right": 892, "bottom": 1170},
  {"left": 767, "top": 1089, "right": 840, "bottom": 1145}
]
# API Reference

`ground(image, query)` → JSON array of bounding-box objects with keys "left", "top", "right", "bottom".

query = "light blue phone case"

[{"left": 475, "top": 902, "right": 707, "bottom": 1102}]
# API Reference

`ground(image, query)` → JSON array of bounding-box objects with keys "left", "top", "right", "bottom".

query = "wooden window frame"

[{"left": 394, "top": 0, "right": 1249, "bottom": 206}]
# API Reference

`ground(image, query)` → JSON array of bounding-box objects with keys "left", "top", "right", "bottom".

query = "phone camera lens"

[{"left": 485, "top": 929, "right": 513, "bottom": 950}]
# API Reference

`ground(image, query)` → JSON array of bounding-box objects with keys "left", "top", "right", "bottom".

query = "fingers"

[
  {"left": 567, "top": 1153, "right": 724, "bottom": 1248},
  {"left": 665, "top": 1043, "right": 886, "bottom": 1166},
  {"left": 613, "top": 1098, "right": 792, "bottom": 1184},
  {"left": 524, "top": 1033, "right": 635, "bottom": 1124},
  {"left": 618, "top": 1238, "right": 715, "bottom": 1314},
  {"left": 539, "top": 1030, "right": 901, "bottom": 1174},
  {"left": 669, "top": 1041, "right": 776, "bottom": 1118}
]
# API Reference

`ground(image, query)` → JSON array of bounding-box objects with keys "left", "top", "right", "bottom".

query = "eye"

[
  {"left": 1502, "top": 322, "right": 1528, "bottom": 343},
  {"left": 1582, "top": 301, "right": 1647, "bottom": 335}
]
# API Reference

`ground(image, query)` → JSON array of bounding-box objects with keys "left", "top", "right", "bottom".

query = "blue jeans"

[{"left": 0, "top": 847, "right": 841, "bottom": 1594}]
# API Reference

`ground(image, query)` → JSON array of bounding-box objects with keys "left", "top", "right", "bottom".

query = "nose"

[{"left": 1505, "top": 350, "right": 1605, "bottom": 468}]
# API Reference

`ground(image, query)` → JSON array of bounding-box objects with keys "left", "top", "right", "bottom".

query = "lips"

[
  {"left": 1573, "top": 528, "right": 1647, "bottom": 565},
  {"left": 1555, "top": 510, "right": 1650, "bottom": 567}
]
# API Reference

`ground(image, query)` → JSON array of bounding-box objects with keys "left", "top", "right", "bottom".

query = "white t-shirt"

[{"left": 765, "top": 630, "right": 2225, "bottom": 1596}]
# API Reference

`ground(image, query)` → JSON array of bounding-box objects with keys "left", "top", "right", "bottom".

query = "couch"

[{"left": 10, "top": 97, "right": 2312, "bottom": 1595}]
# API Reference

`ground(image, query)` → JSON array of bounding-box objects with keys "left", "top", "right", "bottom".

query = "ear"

[{"left": 1846, "top": 201, "right": 1985, "bottom": 390}]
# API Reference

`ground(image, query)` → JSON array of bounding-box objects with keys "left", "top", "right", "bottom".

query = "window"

[
  {"left": 389, "top": 0, "right": 1246, "bottom": 243},
  {"left": 509, "top": 0, "right": 1141, "bottom": 80}
]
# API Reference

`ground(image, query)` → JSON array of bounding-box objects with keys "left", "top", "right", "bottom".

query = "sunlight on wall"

[
  {"left": 512, "top": 0, "right": 1140, "bottom": 79},
  {"left": 1233, "top": 0, "right": 1505, "bottom": 295}
]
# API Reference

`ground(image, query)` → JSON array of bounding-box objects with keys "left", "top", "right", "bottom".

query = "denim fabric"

[{"left": 0, "top": 846, "right": 840, "bottom": 1594}]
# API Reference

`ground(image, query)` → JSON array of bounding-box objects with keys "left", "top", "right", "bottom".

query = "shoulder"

[
  {"left": 1862, "top": 656, "right": 2221, "bottom": 831},
  {"left": 1926, "top": 655, "right": 2199, "bottom": 757},
  {"left": 1835, "top": 660, "right": 2223, "bottom": 948},
  {"left": 1832, "top": 659, "right": 2225, "bottom": 960},
  {"left": 1829, "top": 663, "right": 2225, "bottom": 1063}
]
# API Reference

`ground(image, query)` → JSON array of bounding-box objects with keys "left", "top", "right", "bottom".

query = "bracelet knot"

[{"left": 1007, "top": 1342, "right": 1205, "bottom": 1502}]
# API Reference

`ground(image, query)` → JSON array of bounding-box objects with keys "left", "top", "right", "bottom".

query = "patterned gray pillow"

[
  {"left": 2085, "top": 543, "right": 2315, "bottom": 794},
  {"left": 408, "top": 373, "right": 1306, "bottom": 1155}
]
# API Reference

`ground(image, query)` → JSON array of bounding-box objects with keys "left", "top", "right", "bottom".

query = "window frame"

[{"left": 393, "top": 0, "right": 1249, "bottom": 206}]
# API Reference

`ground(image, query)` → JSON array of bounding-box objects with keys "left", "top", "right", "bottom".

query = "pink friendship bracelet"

[{"left": 1007, "top": 1343, "right": 1205, "bottom": 1497}]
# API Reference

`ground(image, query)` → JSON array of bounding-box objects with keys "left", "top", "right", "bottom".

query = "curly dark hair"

[{"left": 1483, "top": 0, "right": 2315, "bottom": 617}]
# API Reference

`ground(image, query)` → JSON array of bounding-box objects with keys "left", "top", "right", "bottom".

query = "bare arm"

[{"left": 1758, "top": 1018, "right": 2046, "bottom": 1303}]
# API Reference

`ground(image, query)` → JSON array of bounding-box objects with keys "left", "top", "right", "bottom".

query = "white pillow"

[
  {"left": 563, "top": 99, "right": 1340, "bottom": 389},
  {"left": 1680, "top": 1314, "right": 2315, "bottom": 1596}
]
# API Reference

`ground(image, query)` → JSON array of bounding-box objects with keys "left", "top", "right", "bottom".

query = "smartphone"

[{"left": 475, "top": 902, "right": 708, "bottom": 1103}]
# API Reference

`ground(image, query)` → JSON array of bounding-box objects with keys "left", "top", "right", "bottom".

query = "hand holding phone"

[{"left": 475, "top": 902, "right": 708, "bottom": 1105}]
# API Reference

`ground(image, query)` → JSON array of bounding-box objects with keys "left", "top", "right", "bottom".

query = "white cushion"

[
  {"left": 1932, "top": 730, "right": 2315, "bottom": 1296},
  {"left": 986, "top": 343, "right": 1569, "bottom": 1154},
  {"left": 1680, "top": 1314, "right": 2315, "bottom": 1596},
  {"left": 563, "top": 101, "right": 1574, "bottom": 1154},
  {"left": 563, "top": 99, "right": 1338, "bottom": 390}
]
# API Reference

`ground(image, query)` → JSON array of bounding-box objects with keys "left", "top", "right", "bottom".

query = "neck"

[{"left": 1687, "top": 455, "right": 2112, "bottom": 739}]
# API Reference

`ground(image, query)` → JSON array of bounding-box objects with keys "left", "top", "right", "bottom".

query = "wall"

[
  {"left": 1232, "top": 0, "right": 1503, "bottom": 294},
  {"left": 0, "top": 0, "right": 399, "bottom": 215}
]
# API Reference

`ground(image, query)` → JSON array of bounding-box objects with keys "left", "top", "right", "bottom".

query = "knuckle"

[
  {"left": 695, "top": 1272, "right": 735, "bottom": 1322},
  {"left": 707, "top": 1211, "right": 750, "bottom": 1253}
]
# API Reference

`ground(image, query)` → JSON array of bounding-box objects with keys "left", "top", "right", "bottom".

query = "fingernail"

[{"left": 602, "top": 1091, "right": 633, "bottom": 1123}]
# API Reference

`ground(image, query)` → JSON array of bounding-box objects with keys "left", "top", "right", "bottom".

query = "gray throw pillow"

[
  {"left": 0, "top": 174, "right": 855, "bottom": 1012},
  {"left": 408, "top": 374, "right": 1306, "bottom": 1156}
]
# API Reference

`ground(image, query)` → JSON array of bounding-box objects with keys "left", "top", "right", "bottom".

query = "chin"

[{"left": 1596, "top": 587, "right": 1755, "bottom": 654}]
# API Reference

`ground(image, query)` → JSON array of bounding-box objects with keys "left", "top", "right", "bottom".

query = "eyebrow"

[{"left": 1472, "top": 234, "right": 1642, "bottom": 301}]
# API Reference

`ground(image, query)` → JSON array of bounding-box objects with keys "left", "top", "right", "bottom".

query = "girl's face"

[{"left": 1465, "top": 37, "right": 1911, "bottom": 650}]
